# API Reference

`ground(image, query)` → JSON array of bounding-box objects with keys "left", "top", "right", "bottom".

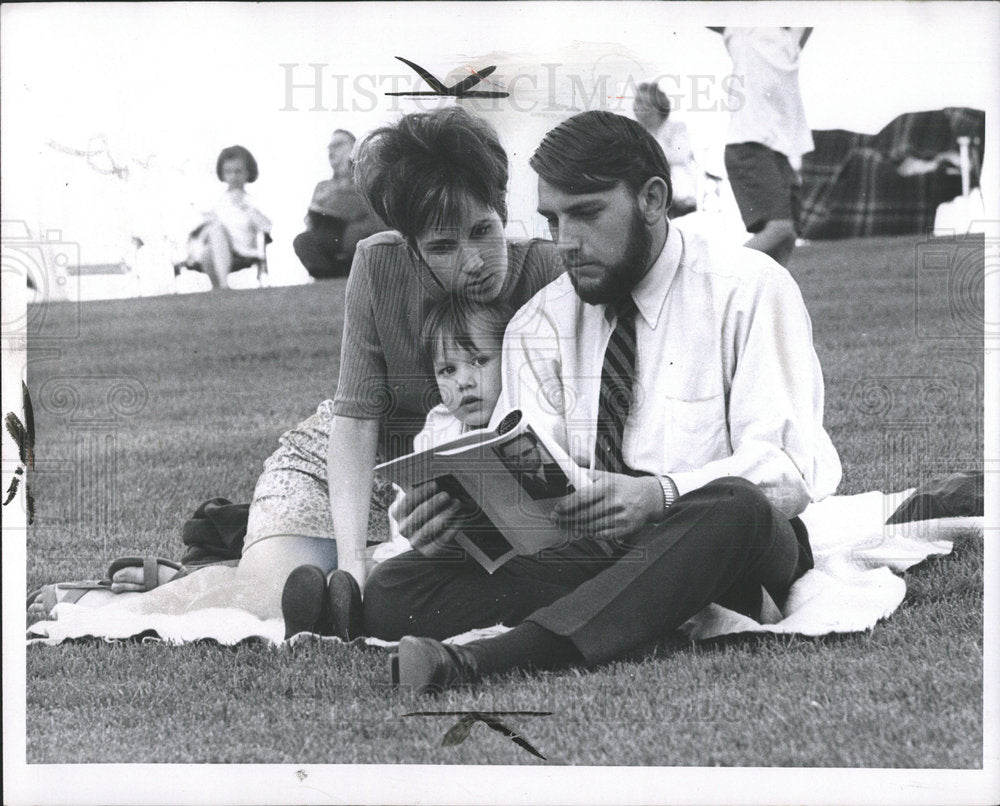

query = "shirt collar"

[{"left": 627, "top": 222, "right": 683, "bottom": 329}]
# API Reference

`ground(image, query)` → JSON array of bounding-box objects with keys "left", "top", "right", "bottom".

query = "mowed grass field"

[{"left": 23, "top": 233, "right": 984, "bottom": 767}]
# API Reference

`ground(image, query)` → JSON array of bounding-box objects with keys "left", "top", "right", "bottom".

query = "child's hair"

[
  {"left": 422, "top": 297, "right": 515, "bottom": 358},
  {"left": 216, "top": 145, "right": 259, "bottom": 183}
]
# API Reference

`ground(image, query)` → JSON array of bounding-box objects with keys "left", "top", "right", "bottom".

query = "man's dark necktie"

[{"left": 594, "top": 297, "right": 638, "bottom": 474}]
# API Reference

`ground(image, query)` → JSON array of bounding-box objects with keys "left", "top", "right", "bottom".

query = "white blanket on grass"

[{"left": 26, "top": 489, "right": 982, "bottom": 648}]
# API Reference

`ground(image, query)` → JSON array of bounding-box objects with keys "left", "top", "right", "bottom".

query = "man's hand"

[
  {"left": 391, "top": 480, "right": 463, "bottom": 557},
  {"left": 549, "top": 471, "right": 662, "bottom": 543}
]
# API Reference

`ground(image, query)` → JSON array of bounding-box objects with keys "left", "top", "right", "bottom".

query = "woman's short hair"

[
  {"left": 216, "top": 145, "right": 259, "bottom": 182},
  {"left": 421, "top": 297, "right": 515, "bottom": 356},
  {"left": 529, "top": 110, "right": 671, "bottom": 203},
  {"left": 355, "top": 107, "right": 508, "bottom": 239}
]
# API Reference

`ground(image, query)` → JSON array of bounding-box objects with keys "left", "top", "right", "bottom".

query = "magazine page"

[
  {"left": 491, "top": 409, "right": 594, "bottom": 494},
  {"left": 450, "top": 420, "right": 578, "bottom": 572},
  {"left": 374, "top": 410, "right": 590, "bottom": 572},
  {"left": 375, "top": 426, "right": 495, "bottom": 491}
]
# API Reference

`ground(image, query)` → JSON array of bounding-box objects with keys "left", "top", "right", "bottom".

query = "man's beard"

[{"left": 569, "top": 206, "right": 652, "bottom": 306}]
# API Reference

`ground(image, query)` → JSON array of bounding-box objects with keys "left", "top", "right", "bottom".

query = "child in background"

[
  {"left": 185, "top": 145, "right": 272, "bottom": 289},
  {"left": 280, "top": 297, "right": 514, "bottom": 639}
]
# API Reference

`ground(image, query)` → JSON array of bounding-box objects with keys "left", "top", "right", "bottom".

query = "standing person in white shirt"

[
  {"left": 711, "top": 27, "right": 813, "bottom": 266},
  {"left": 366, "top": 110, "right": 842, "bottom": 695}
]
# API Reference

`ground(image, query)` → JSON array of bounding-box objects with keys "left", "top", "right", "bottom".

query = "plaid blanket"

[{"left": 799, "top": 108, "right": 984, "bottom": 239}]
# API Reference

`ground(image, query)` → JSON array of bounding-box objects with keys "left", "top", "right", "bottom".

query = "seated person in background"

[
  {"left": 634, "top": 81, "right": 699, "bottom": 218},
  {"left": 182, "top": 145, "right": 272, "bottom": 289},
  {"left": 293, "top": 129, "right": 385, "bottom": 279}
]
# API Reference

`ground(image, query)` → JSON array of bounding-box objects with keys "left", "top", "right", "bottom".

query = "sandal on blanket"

[
  {"left": 105, "top": 556, "right": 182, "bottom": 593},
  {"left": 27, "top": 556, "right": 183, "bottom": 620},
  {"left": 26, "top": 579, "right": 113, "bottom": 620}
]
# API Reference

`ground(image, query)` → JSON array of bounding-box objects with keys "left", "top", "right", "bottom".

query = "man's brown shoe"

[{"left": 391, "top": 636, "right": 481, "bottom": 695}]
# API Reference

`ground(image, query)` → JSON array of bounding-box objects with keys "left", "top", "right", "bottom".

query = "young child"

[
  {"left": 186, "top": 145, "right": 272, "bottom": 289},
  {"left": 377, "top": 297, "right": 515, "bottom": 558},
  {"left": 280, "top": 296, "right": 515, "bottom": 638}
]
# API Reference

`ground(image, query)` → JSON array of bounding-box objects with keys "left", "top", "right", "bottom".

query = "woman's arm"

[
  {"left": 328, "top": 415, "right": 379, "bottom": 589},
  {"left": 246, "top": 205, "right": 272, "bottom": 234}
]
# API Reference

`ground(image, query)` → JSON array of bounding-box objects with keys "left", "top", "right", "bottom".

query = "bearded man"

[{"left": 364, "top": 111, "right": 842, "bottom": 694}]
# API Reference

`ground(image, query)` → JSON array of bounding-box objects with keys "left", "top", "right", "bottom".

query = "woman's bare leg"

[
  {"left": 233, "top": 534, "right": 338, "bottom": 618},
  {"left": 200, "top": 222, "right": 233, "bottom": 289}
]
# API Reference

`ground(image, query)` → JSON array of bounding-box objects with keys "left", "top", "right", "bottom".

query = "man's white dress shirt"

[{"left": 493, "top": 223, "right": 841, "bottom": 517}]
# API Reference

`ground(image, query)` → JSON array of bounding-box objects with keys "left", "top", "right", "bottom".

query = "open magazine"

[{"left": 375, "top": 410, "right": 592, "bottom": 573}]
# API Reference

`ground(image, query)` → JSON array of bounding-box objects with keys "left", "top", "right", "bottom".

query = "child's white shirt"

[
  {"left": 411, "top": 403, "right": 470, "bottom": 453},
  {"left": 374, "top": 404, "right": 472, "bottom": 563}
]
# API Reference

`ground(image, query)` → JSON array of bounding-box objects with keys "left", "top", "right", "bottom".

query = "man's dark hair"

[
  {"left": 355, "top": 106, "right": 508, "bottom": 239},
  {"left": 216, "top": 145, "right": 259, "bottom": 183},
  {"left": 529, "top": 111, "right": 672, "bottom": 203}
]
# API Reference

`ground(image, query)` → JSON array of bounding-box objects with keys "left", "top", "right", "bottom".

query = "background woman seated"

[{"left": 181, "top": 145, "right": 272, "bottom": 289}]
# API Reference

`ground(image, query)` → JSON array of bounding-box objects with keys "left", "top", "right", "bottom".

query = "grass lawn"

[{"left": 22, "top": 234, "right": 984, "bottom": 767}]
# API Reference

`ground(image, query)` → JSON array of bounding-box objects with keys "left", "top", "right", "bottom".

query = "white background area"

[{"left": 1, "top": 1, "right": 997, "bottom": 292}]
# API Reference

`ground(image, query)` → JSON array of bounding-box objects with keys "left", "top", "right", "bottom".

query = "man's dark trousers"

[{"left": 362, "top": 477, "right": 812, "bottom": 664}]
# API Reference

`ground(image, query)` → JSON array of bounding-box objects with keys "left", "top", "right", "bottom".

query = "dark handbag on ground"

[{"left": 179, "top": 497, "right": 251, "bottom": 569}]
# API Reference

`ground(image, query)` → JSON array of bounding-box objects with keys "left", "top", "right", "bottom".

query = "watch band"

[{"left": 657, "top": 475, "right": 678, "bottom": 515}]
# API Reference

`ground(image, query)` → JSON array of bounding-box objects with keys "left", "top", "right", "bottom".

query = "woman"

[
  {"left": 229, "top": 106, "right": 563, "bottom": 625},
  {"left": 185, "top": 145, "right": 272, "bottom": 289}
]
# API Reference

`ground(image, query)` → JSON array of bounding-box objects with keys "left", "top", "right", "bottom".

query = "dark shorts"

[{"left": 725, "top": 142, "right": 800, "bottom": 233}]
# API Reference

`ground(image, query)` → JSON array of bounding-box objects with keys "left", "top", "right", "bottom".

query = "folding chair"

[{"left": 174, "top": 225, "right": 271, "bottom": 289}]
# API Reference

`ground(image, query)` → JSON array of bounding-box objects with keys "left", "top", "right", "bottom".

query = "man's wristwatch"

[{"left": 656, "top": 475, "right": 678, "bottom": 517}]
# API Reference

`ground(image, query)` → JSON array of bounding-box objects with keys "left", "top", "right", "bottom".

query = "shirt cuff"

[{"left": 669, "top": 467, "right": 731, "bottom": 500}]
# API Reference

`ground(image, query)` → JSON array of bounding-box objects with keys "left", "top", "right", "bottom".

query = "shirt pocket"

[{"left": 661, "top": 393, "right": 730, "bottom": 470}]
